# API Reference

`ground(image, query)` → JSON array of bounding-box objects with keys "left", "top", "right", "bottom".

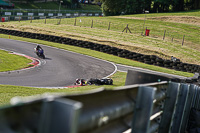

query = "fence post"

[
  {"left": 57, "top": 17, "right": 61, "bottom": 25},
  {"left": 108, "top": 22, "right": 111, "bottom": 30},
  {"left": 30, "top": 16, "right": 32, "bottom": 23},
  {"left": 158, "top": 82, "right": 180, "bottom": 133},
  {"left": 163, "top": 30, "right": 166, "bottom": 40},
  {"left": 180, "top": 84, "right": 197, "bottom": 132},
  {"left": 182, "top": 35, "right": 185, "bottom": 46},
  {"left": 19, "top": 16, "right": 21, "bottom": 22},
  {"left": 45, "top": 16, "right": 46, "bottom": 24},
  {"left": 91, "top": 20, "right": 93, "bottom": 28},
  {"left": 132, "top": 86, "right": 156, "bottom": 133},
  {"left": 170, "top": 84, "right": 190, "bottom": 133},
  {"left": 126, "top": 24, "right": 128, "bottom": 33},
  {"left": 59, "top": 17, "right": 61, "bottom": 24},
  {"left": 74, "top": 18, "right": 76, "bottom": 26},
  {"left": 122, "top": 24, "right": 131, "bottom": 33}
]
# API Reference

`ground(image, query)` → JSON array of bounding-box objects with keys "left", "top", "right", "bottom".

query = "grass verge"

[
  {"left": 0, "top": 49, "right": 32, "bottom": 72},
  {"left": 0, "top": 71, "right": 126, "bottom": 105}
]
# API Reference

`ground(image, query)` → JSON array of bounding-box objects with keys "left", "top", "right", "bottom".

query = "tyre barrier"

[{"left": 0, "top": 28, "right": 200, "bottom": 74}]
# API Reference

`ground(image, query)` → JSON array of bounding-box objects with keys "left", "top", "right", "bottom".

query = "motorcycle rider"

[
  {"left": 75, "top": 79, "right": 87, "bottom": 86},
  {"left": 35, "top": 44, "right": 43, "bottom": 55},
  {"left": 35, "top": 44, "right": 42, "bottom": 51}
]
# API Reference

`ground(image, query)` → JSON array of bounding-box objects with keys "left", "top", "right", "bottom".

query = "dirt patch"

[
  {"left": 150, "top": 16, "right": 200, "bottom": 26},
  {"left": 116, "top": 16, "right": 200, "bottom": 26}
]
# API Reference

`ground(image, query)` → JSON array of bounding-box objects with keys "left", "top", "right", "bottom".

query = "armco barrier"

[
  {"left": 0, "top": 28, "right": 200, "bottom": 74},
  {"left": 0, "top": 81, "right": 200, "bottom": 133}
]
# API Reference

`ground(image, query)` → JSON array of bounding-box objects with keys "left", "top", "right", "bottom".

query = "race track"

[{"left": 0, "top": 38, "right": 116, "bottom": 87}]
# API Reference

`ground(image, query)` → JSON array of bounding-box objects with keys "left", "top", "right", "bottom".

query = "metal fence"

[
  {"left": 0, "top": 8, "right": 102, "bottom": 16},
  {"left": 0, "top": 81, "right": 199, "bottom": 133}
]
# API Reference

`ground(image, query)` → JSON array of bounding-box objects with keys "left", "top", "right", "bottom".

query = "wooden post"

[
  {"left": 126, "top": 24, "right": 128, "bottom": 33},
  {"left": 59, "top": 17, "right": 61, "bottom": 24},
  {"left": 57, "top": 17, "right": 61, "bottom": 25},
  {"left": 145, "top": 27, "right": 147, "bottom": 35},
  {"left": 30, "top": 16, "right": 32, "bottom": 23},
  {"left": 8, "top": 16, "right": 10, "bottom": 22},
  {"left": 45, "top": 16, "right": 46, "bottom": 24},
  {"left": 122, "top": 24, "right": 131, "bottom": 33},
  {"left": 91, "top": 20, "right": 93, "bottom": 28},
  {"left": 163, "top": 30, "right": 166, "bottom": 40},
  {"left": 74, "top": 18, "right": 76, "bottom": 26},
  {"left": 19, "top": 16, "right": 21, "bottom": 22},
  {"left": 182, "top": 35, "right": 185, "bottom": 46},
  {"left": 108, "top": 22, "right": 111, "bottom": 30}
]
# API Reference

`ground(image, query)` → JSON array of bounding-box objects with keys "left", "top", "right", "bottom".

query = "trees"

[
  {"left": 99, "top": 0, "right": 199, "bottom": 16},
  {"left": 99, "top": 0, "right": 152, "bottom": 15},
  {"left": 191, "top": 0, "right": 200, "bottom": 9},
  {"left": 173, "top": 0, "right": 184, "bottom": 11},
  {"left": 101, "top": 0, "right": 125, "bottom": 16}
]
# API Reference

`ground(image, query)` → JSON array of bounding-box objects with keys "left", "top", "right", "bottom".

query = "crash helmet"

[{"left": 76, "top": 78, "right": 80, "bottom": 83}]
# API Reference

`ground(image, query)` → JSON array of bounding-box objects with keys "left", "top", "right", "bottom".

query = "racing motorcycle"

[
  {"left": 74, "top": 78, "right": 113, "bottom": 86},
  {"left": 34, "top": 47, "right": 45, "bottom": 59}
]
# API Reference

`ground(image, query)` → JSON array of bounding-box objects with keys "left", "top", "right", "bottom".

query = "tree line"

[{"left": 95, "top": 0, "right": 200, "bottom": 16}]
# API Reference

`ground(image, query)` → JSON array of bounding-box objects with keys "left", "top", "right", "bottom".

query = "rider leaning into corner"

[
  {"left": 34, "top": 44, "right": 45, "bottom": 59},
  {"left": 35, "top": 44, "right": 42, "bottom": 52},
  {"left": 35, "top": 44, "right": 43, "bottom": 55}
]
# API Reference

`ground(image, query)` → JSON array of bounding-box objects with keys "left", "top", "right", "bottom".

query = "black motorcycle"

[
  {"left": 87, "top": 78, "right": 113, "bottom": 85},
  {"left": 34, "top": 47, "right": 45, "bottom": 59}
]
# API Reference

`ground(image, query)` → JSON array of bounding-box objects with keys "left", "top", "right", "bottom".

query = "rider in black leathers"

[{"left": 36, "top": 44, "right": 42, "bottom": 51}]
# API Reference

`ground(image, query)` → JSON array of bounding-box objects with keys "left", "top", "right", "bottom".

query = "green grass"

[{"left": 0, "top": 49, "right": 32, "bottom": 72}]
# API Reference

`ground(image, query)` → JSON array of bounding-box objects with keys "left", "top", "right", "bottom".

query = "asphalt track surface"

[{"left": 0, "top": 38, "right": 116, "bottom": 87}]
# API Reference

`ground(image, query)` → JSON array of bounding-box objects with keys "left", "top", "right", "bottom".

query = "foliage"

[
  {"left": 101, "top": 0, "right": 125, "bottom": 16},
  {"left": 98, "top": 0, "right": 200, "bottom": 16}
]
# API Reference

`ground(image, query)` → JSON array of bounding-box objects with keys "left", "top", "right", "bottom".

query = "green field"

[{"left": 0, "top": 10, "right": 199, "bottom": 105}]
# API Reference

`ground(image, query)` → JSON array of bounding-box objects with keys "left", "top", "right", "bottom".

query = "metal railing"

[
  {"left": 0, "top": 8, "right": 102, "bottom": 15},
  {"left": 0, "top": 80, "right": 199, "bottom": 133}
]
